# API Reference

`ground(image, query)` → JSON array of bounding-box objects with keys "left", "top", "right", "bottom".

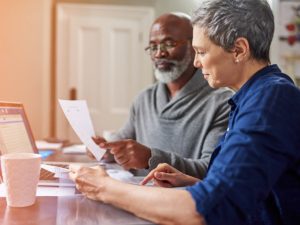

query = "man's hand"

[
  {"left": 100, "top": 140, "right": 151, "bottom": 170},
  {"left": 86, "top": 136, "right": 115, "bottom": 163},
  {"left": 140, "top": 163, "right": 200, "bottom": 188}
]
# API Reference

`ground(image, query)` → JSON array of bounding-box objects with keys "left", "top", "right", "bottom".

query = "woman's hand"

[
  {"left": 69, "top": 165, "right": 109, "bottom": 201},
  {"left": 140, "top": 163, "right": 200, "bottom": 188}
]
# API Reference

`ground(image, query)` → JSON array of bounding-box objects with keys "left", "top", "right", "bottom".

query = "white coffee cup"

[{"left": 1, "top": 153, "right": 41, "bottom": 207}]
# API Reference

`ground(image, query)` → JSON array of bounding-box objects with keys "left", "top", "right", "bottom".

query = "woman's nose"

[{"left": 193, "top": 56, "right": 202, "bottom": 68}]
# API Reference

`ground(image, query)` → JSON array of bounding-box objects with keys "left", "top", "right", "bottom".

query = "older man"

[{"left": 94, "top": 12, "right": 232, "bottom": 178}]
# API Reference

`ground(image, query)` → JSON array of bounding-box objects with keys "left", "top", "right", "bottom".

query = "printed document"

[{"left": 58, "top": 100, "right": 105, "bottom": 161}]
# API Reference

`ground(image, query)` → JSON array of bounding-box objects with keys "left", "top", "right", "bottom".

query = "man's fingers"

[
  {"left": 100, "top": 141, "right": 124, "bottom": 149},
  {"left": 115, "top": 155, "right": 130, "bottom": 166},
  {"left": 101, "top": 142, "right": 125, "bottom": 155},
  {"left": 110, "top": 147, "right": 124, "bottom": 155},
  {"left": 92, "top": 136, "right": 106, "bottom": 144}
]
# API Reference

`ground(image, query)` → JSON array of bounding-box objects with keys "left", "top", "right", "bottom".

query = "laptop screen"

[{"left": 0, "top": 102, "right": 37, "bottom": 155}]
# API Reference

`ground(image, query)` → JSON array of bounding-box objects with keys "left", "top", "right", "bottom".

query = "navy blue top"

[{"left": 187, "top": 65, "right": 300, "bottom": 225}]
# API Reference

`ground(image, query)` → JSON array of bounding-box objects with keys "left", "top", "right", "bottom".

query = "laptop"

[
  {"left": 0, "top": 102, "right": 134, "bottom": 186},
  {"left": 0, "top": 102, "right": 93, "bottom": 186},
  {"left": 0, "top": 102, "right": 38, "bottom": 155}
]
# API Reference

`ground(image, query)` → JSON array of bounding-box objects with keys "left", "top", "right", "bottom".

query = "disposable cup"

[{"left": 1, "top": 153, "right": 41, "bottom": 207}]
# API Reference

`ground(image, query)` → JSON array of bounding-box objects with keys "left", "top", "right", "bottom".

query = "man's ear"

[{"left": 233, "top": 37, "right": 250, "bottom": 63}]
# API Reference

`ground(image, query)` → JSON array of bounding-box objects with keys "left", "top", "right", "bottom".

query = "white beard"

[{"left": 153, "top": 46, "right": 192, "bottom": 83}]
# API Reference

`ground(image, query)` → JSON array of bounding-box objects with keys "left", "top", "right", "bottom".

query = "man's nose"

[{"left": 153, "top": 47, "right": 168, "bottom": 58}]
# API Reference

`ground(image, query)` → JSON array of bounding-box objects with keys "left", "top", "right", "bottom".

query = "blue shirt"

[{"left": 187, "top": 65, "right": 300, "bottom": 225}]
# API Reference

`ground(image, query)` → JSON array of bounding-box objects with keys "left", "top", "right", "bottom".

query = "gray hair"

[{"left": 192, "top": 0, "right": 274, "bottom": 63}]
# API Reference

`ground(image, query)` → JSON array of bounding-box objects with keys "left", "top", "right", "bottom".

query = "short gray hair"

[{"left": 192, "top": 0, "right": 274, "bottom": 63}]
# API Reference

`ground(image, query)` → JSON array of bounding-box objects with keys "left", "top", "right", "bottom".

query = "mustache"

[
  {"left": 153, "top": 59, "right": 179, "bottom": 69},
  {"left": 154, "top": 59, "right": 179, "bottom": 66}
]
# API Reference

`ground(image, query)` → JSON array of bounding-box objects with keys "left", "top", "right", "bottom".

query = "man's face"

[{"left": 148, "top": 21, "right": 193, "bottom": 83}]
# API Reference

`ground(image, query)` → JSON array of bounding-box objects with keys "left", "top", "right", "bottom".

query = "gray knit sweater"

[{"left": 117, "top": 70, "right": 233, "bottom": 178}]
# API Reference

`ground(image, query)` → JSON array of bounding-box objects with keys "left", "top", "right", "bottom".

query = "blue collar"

[{"left": 229, "top": 64, "right": 292, "bottom": 108}]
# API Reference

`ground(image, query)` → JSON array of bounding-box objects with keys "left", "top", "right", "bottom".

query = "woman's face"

[{"left": 192, "top": 26, "right": 240, "bottom": 90}]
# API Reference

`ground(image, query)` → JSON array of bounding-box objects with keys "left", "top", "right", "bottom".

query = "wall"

[
  {"left": 155, "top": 0, "right": 199, "bottom": 16},
  {"left": 53, "top": 0, "right": 198, "bottom": 137},
  {"left": 0, "top": 0, "right": 197, "bottom": 139},
  {"left": 0, "top": 0, "right": 52, "bottom": 139},
  {"left": 0, "top": 0, "right": 290, "bottom": 139},
  {"left": 57, "top": 0, "right": 198, "bottom": 16}
]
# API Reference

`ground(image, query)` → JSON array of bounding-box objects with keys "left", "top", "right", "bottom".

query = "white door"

[{"left": 56, "top": 3, "right": 154, "bottom": 141}]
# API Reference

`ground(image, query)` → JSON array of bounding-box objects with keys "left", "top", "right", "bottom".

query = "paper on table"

[
  {"left": 35, "top": 140, "right": 63, "bottom": 151},
  {"left": 41, "top": 164, "right": 69, "bottom": 173},
  {"left": 0, "top": 183, "right": 76, "bottom": 197},
  {"left": 58, "top": 100, "right": 105, "bottom": 161},
  {"left": 37, "top": 186, "right": 76, "bottom": 196},
  {"left": 63, "top": 144, "right": 86, "bottom": 154},
  {"left": 41, "top": 164, "right": 70, "bottom": 179}
]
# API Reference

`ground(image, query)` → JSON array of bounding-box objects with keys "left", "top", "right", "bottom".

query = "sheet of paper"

[
  {"left": 58, "top": 100, "right": 105, "bottom": 161},
  {"left": 35, "top": 140, "right": 63, "bottom": 151},
  {"left": 37, "top": 186, "right": 76, "bottom": 196},
  {"left": 41, "top": 164, "right": 70, "bottom": 179},
  {"left": 0, "top": 184, "right": 76, "bottom": 197},
  {"left": 62, "top": 144, "right": 86, "bottom": 154},
  {"left": 38, "top": 181, "right": 75, "bottom": 187}
]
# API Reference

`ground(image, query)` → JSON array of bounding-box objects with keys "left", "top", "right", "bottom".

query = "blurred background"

[{"left": 0, "top": 0, "right": 299, "bottom": 142}]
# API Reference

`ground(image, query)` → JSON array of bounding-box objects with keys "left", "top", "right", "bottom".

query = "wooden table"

[
  {"left": 0, "top": 195, "right": 152, "bottom": 225},
  {"left": 0, "top": 149, "right": 153, "bottom": 225}
]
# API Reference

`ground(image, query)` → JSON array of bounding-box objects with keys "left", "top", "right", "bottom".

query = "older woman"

[{"left": 70, "top": 0, "right": 300, "bottom": 224}]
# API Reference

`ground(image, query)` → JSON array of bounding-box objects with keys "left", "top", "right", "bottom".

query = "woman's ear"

[{"left": 233, "top": 37, "right": 250, "bottom": 63}]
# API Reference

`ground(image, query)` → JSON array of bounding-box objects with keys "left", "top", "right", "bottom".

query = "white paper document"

[
  {"left": 0, "top": 183, "right": 76, "bottom": 197},
  {"left": 58, "top": 100, "right": 105, "bottom": 161},
  {"left": 63, "top": 144, "right": 86, "bottom": 154},
  {"left": 35, "top": 140, "right": 63, "bottom": 151},
  {"left": 41, "top": 164, "right": 70, "bottom": 179}
]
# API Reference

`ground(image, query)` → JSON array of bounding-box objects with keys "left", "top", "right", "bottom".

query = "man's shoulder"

[
  {"left": 132, "top": 82, "right": 158, "bottom": 103},
  {"left": 136, "top": 82, "right": 158, "bottom": 97}
]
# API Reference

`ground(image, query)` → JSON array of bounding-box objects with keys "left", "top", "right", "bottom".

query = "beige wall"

[
  {"left": 155, "top": 0, "right": 198, "bottom": 16},
  {"left": 0, "top": 0, "right": 52, "bottom": 139},
  {"left": 0, "top": 0, "right": 197, "bottom": 139},
  {"left": 1, "top": 0, "right": 286, "bottom": 139},
  {"left": 57, "top": 0, "right": 198, "bottom": 16}
]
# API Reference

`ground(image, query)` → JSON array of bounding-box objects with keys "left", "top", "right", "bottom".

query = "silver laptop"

[
  {"left": 0, "top": 102, "right": 131, "bottom": 186},
  {"left": 0, "top": 102, "right": 74, "bottom": 185}
]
